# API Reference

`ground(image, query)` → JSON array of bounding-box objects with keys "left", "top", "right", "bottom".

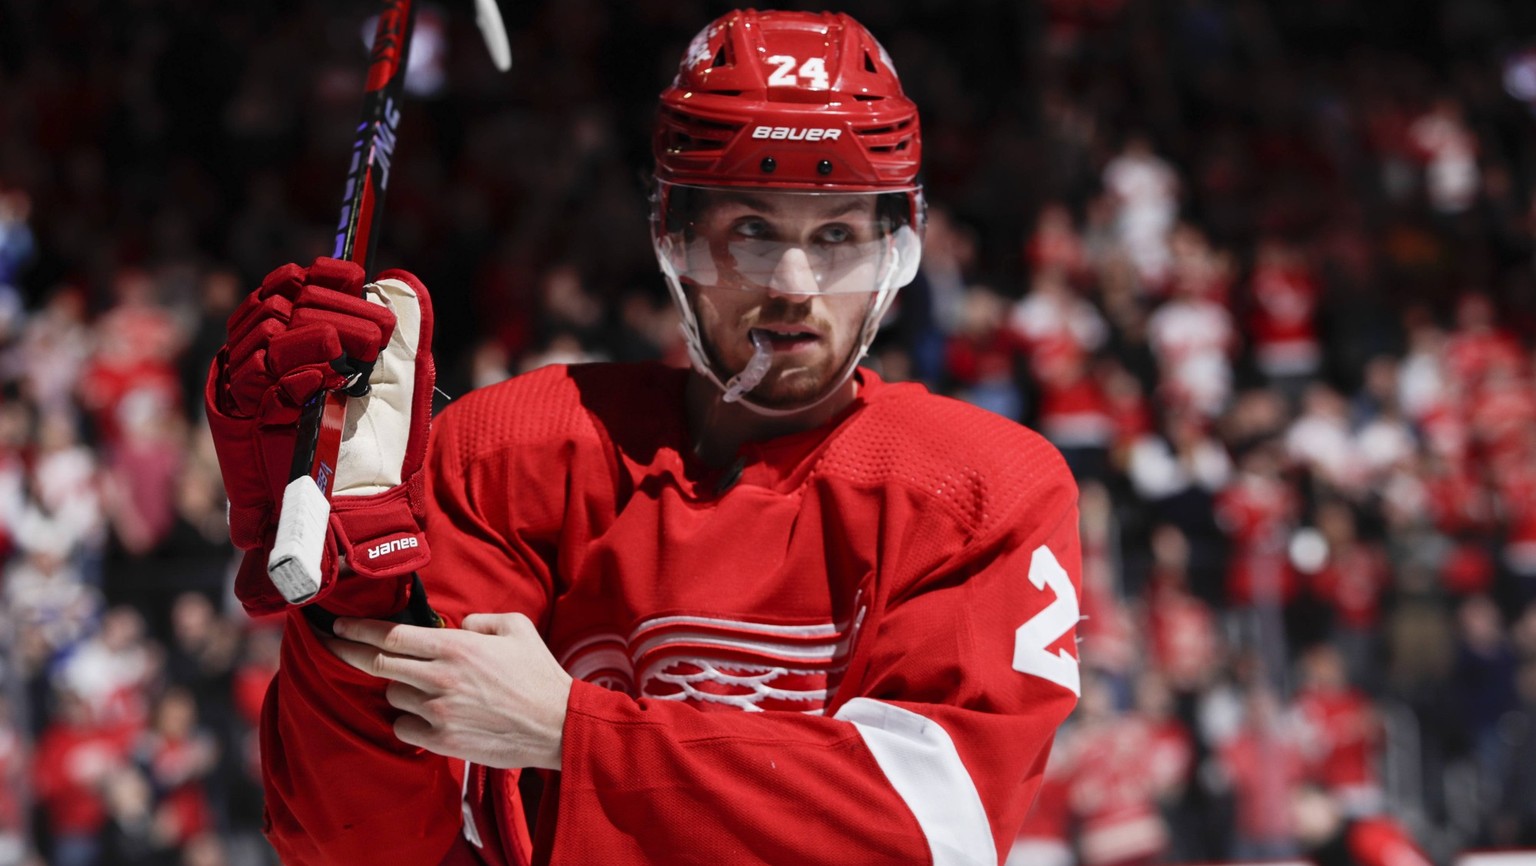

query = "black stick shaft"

[
  {"left": 286, "top": 0, "right": 418, "bottom": 486},
  {"left": 335, "top": 0, "right": 417, "bottom": 269}
]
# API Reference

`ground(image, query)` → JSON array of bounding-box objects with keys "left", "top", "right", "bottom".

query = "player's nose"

[{"left": 766, "top": 247, "right": 820, "bottom": 298}]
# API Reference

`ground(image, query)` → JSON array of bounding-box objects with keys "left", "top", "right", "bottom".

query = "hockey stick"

[{"left": 268, "top": 0, "right": 511, "bottom": 604}]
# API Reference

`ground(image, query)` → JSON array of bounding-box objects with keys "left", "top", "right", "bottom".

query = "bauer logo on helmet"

[{"left": 750, "top": 126, "right": 842, "bottom": 142}]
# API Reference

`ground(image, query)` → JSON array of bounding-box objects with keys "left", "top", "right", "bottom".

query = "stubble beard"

[
  {"left": 700, "top": 326, "right": 843, "bottom": 408},
  {"left": 749, "top": 354, "right": 841, "bottom": 408},
  {"left": 693, "top": 290, "right": 873, "bottom": 410}
]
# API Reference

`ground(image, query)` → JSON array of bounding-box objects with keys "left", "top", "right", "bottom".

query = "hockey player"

[{"left": 206, "top": 10, "right": 1083, "bottom": 865}]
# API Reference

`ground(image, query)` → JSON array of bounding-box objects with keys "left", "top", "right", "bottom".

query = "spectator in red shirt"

[
  {"left": 1035, "top": 350, "right": 1117, "bottom": 483},
  {"left": 1062, "top": 675, "right": 1180, "bottom": 866},
  {"left": 1026, "top": 201, "right": 1091, "bottom": 286},
  {"left": 32, "top": 686, "right": 135, "bottom": 866},
  {"left": 1467, "top": 361, "right": 1536, "bottom": 464},
  {"left": 1217, "top": 682, "right": 1308, "bottom": 861},
  {"left": 1216, "top": 442, "right": 1300, "bottom": 609},
  {"left": 1146, "top": 232, "right": 1237, "bottom": 417},
  {"left": 226, "top": 621, "right": 282, "bottom": 849},
  {"left": 944, "top": 286, "right": 1029, "bottom": 420},
  {"left": 1443, "top": 293, "right": 1524, "bottom": 398},
  {"left": 1416, "top": 450, "right": 1496, "bottom": 540},
  {"left": 1246, "top": 237, "right": 1322, "bottom": 402},
  {"left": 135, "top": 687, "right": 218, "bottom": 850},
  {"left": 1142, "top": 524, "right": 1223, "bottom": 695},
  {"left": 1133, "top": 673, "right": 1195, "bottom": 831},
  {"left": 1010, "top": 268, "right": 1109, "bottom": 365},
  {"left": 1100, "top": 360, "right": 1155, "bottom": 459},
  {"left": 1292, "top": 644, "right": 1384, "bottom": 816},
  {"left": 1304, "top": 501, "right": 1394, "bottom": 687},
  {"left": 1079, "top": 483, "right": 1139, "bottom": 678},
  {"left": 76, "top": 267, "right": 188, "bottom": 453}
]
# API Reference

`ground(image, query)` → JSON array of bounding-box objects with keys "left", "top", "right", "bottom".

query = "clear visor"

[{"left": 653, "top": 183, "right": 921, "bottom": 295}]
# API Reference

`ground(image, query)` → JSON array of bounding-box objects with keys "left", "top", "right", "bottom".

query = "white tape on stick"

[
  {"left": 268, "top": 476, "right": 331, "bottom": 603},
  {"left": 474, "top": 0, "right": 512, "bottom": 72}
]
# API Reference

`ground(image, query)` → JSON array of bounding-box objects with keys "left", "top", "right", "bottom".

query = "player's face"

[{"left": 685, "top": 192, "right": 881, "bottom": 408}]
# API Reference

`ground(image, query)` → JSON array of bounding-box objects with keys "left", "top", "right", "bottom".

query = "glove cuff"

[
  {"left": 331, "top": 485, "right": 432, "bottom": 579},
  {"left": 301, "top": 574, "right": 443, "bottom": 635}
]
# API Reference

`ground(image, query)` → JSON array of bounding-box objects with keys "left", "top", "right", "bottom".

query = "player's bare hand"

[{"left": 324, "top": 613, "right": 572, "bottom": 770}]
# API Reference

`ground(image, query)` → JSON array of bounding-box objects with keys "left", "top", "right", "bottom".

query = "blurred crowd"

[{"left": 2, "top": 0, "right": 1536, "bottom": 864}]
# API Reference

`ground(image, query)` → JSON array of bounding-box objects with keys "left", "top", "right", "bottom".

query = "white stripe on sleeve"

[{"left": 833, "top": 698, "right": 998, "bottom": 866}]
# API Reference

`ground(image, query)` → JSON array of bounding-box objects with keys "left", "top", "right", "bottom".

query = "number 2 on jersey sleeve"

[{"left": 1012, "top": 546, "right": 1081, "bottom": 696}]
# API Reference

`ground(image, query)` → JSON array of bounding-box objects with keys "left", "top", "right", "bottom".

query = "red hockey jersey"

[{"left": 260, "top": 363, "right": 1083, "bottom": 866}]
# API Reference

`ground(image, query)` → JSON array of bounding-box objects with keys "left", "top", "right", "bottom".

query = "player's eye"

[
  {"left": 731, "top": 217, "right": 773, "bottom": 240},
  {"left": 815, "top": 224, "right": 853, "bottom": 245}
]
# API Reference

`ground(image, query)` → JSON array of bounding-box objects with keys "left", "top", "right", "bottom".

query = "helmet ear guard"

[{"left": 883, "top": 189, "right": 926, "bottom": 289}]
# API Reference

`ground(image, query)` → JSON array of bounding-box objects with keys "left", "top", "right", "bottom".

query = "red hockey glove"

[{"left": 206, "top": 258, "right": 436, "bottom": 617}]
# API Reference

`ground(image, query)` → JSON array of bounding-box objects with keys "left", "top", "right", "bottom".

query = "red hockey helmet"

[{"left": 654, "top": 9, "right": 922, "bottom": 194}]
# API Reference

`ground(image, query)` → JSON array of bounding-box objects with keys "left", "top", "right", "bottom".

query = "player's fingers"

[
  {"left": 384, "top": 680, "right": 432, "bottom": 719},
  {"left": 333, "top": 618, "right": 450, "bottom": 659},
  {"left": 322, "top": 635, "right": 376, "bottom": 673},
  {"left": 291, "top": 301, "right": 393, "bottom": 363},
  {"left": 393, "top": 713, "right": 437, "bottom": 752},
  {"left": 267, "top": 324, "right": 346, "bottom": 375},
  {"left": 460, "top": 612, "right": 534, "bottom": 637},
  {"left": 255, "top": 262, "right": 309, "bottom": 302},
  {"left": 323, "top": 636, "right": 440, "bottom": 690},
  {"left": 226, "top": 298, "right": 293, "bottom": 361},
  {"left": 302, "top": 257, "right": 366, "bottom": 297}
]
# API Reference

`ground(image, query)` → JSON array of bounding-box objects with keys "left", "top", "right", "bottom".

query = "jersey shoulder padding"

[
  {"left": 818, "top": 383, "right": 1076, "bottom": 540},
  {"left": 432, "top": 361, "right": 687, "bottom": 464}
]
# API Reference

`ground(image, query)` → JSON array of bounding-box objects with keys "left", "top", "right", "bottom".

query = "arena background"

[{"left": 2, "top": 0, "right": 1536, "bottom": 863}]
